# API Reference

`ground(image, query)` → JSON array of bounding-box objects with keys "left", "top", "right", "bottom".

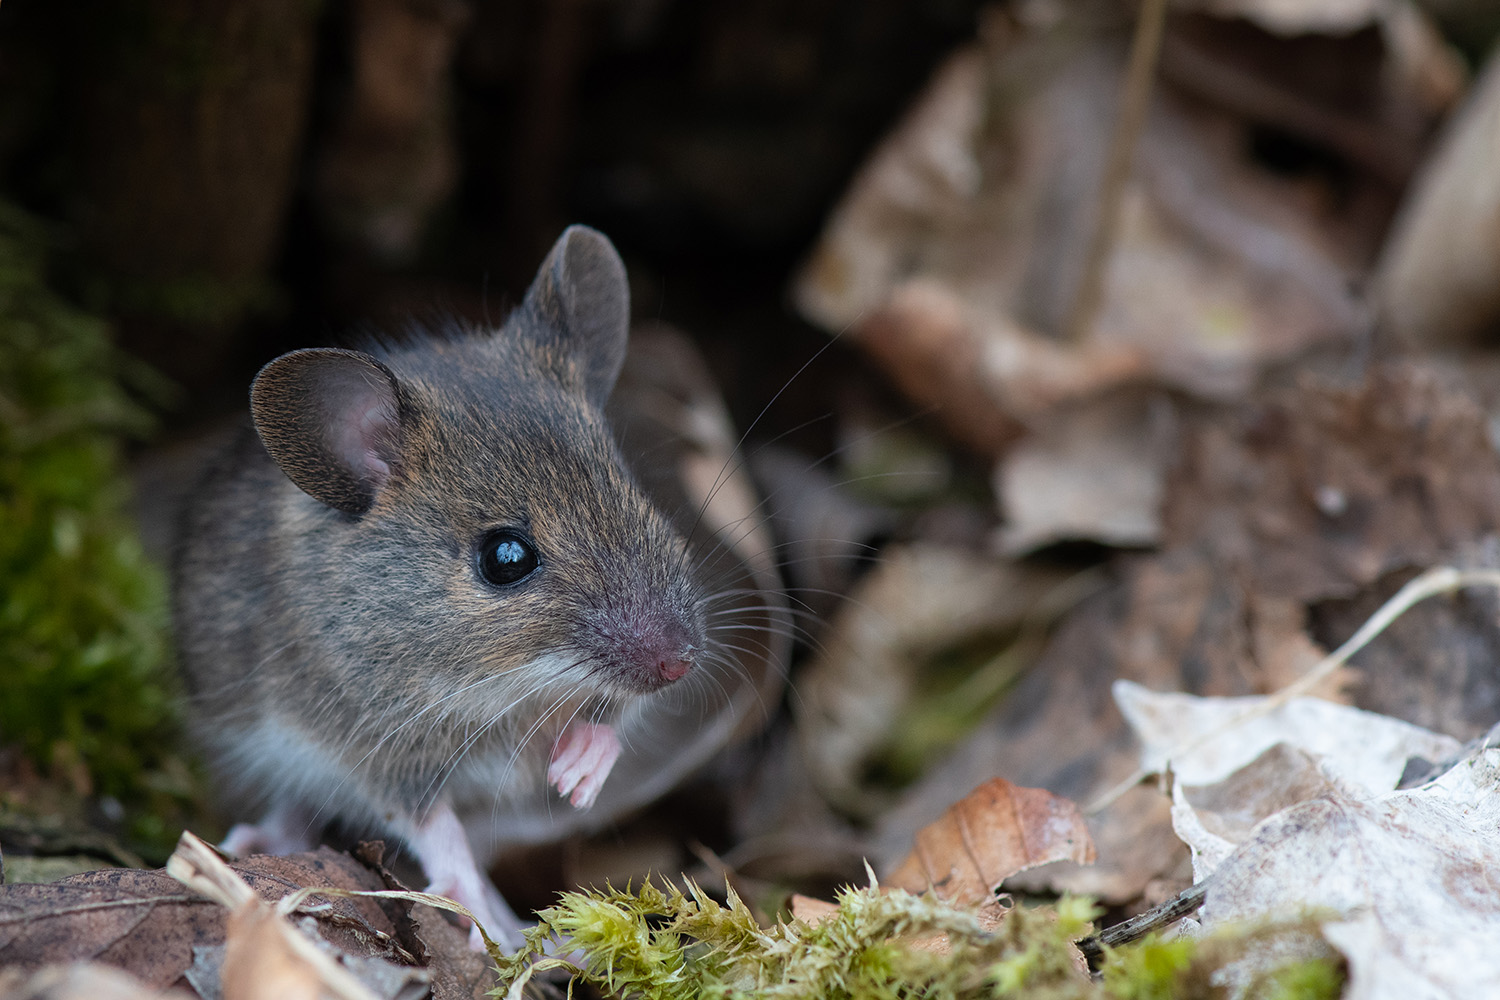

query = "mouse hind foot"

[
  {"left": 220, "top": 801, "right": 320, "bottom": 857},
  {"left": 412, "top": 800, "right": 527, "bottom": 952}
]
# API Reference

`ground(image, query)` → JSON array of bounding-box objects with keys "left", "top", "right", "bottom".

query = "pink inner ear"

[{"left": 328, "top": 390, "right": 396, "bottom": 489}]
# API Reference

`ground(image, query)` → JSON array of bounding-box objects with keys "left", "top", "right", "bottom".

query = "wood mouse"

[{"left": 172, "top": 226, "right": 783, "bottom": 948}]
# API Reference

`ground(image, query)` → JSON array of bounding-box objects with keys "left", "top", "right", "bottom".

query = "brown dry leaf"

[
  {"left": 788, "top": 894, "right": 839, "bottom": 926},
  {"left": 792, "top": 6, "right": 1439, "bottom": 453},
  {"left": 1163, "top": 364, "right": 1500, "bottom": 602},
  {"left": 884, "top": 777, "right": 1095, "bottom": 908},
  {"left": 0, "top": 840, "right": 491, "bottom": 1000},
  {"left": 995, "top": 392, "right": 1175, "bottom": 553}
]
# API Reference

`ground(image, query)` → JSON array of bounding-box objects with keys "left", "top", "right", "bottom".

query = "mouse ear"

[
  {"left": 250, "top": 348, "right": 402, "bottom": 515},
  {"left": 517, "top": 225, "right": 629, "bottom": 407}
]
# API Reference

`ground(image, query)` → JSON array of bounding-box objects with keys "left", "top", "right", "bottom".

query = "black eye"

[{"left": 476, "top": 530, "right": 540, "bottom": 587}]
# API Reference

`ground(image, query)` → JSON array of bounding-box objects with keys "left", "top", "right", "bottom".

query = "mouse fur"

[{"left": 172, "top": 226, "right": 708, "bottom": 944}]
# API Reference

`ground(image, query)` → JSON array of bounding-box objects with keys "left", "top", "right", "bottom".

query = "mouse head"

[{"left": 246, "top": 227, "right": 706, "bottom": 721}]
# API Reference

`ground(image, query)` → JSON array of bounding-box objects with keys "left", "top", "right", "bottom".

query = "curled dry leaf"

[
  {"left": 885, "top": 777, "right": 1095, "bottom": 908},
  {"left": 1379, "top": 45, "right": 1500, "bottom": 348},
  {"left": 167, "top": 831, "right": 392, "bottom": 1000},
  {"left": 1113, "top": 679, "right": 1462, "bottom": 792}
]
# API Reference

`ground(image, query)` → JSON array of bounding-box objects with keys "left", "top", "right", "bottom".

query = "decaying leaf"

[
  {"left": 878, "top": 361, "right": 1500, "bottom": 907},
  {"left": 1193, "top": 749, "right": 1500, "bottom": 1000},
  {"left": 0, "top": 834, "right": 492, "bottom": 1000},
  {"left": 995, "top": 392, "right": 1175, "bottom": 553},
  {"left": 885, "top": 777, "right": 1095, "bottom": 907},
  {"left": 791, "top": 5, "right": 1443, "bottom": 457},
  {"left": 1163, "top": 365, "right": 1500, "bottom": 603}
]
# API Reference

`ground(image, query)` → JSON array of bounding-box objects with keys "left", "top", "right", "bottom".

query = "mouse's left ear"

[
  {"left": 518, "top": 225, "right": 629, "bottom": 407},
  {"left": 250, "top": 348, "right": 403, "bottom": 516}
]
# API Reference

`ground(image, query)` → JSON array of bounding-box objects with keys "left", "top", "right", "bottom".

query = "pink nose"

[{"left": 658, "top": 658, "right": 692, "bottom": 682}]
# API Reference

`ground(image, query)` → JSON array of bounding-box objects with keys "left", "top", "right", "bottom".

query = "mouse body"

[{"left": 173, "top": 227, "right": 724, "bottom": 946}]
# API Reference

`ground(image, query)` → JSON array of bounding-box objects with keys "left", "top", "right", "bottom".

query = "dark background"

[{"left": 0, "top": 0, "right": 999, "bottom": 442}]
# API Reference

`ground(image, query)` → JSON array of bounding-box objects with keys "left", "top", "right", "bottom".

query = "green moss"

[
  {"left": 494, "top": 880, "right": 1346, "bottom": 1000},
  {"left": 496, "top": 877, "right": 1101, "bottom": 1000},
  {"left": 0, "top": 202, "right": 183, "bottom": 829}
]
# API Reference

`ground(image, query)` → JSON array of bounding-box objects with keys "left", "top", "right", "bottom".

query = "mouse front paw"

[{"left": 548, "top": 722, "right": 621, "bottom": 809}]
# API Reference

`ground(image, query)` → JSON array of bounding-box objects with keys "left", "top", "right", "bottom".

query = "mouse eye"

[{"left": 476, "top": 530, "right": 540, "bottom": 587}]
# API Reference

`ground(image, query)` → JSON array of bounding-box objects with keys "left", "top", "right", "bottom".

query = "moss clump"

[
  {"left": 0, "top": 202, "right": 179, "bottom": 816},
  {"left": 494, "top": 877, "right": 1345, "bottom": 1000},
  {"left": 496, "top": 877, "right": 1100, "bottom": 1000}
]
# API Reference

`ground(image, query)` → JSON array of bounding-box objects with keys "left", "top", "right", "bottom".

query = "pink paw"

[
  {"left": 218, "top": 805, "right": 315, "bottom": 857},
  {"left": 548, "top": 722, "right": 621, "bottom": 809},
  {"left": 414, "top": 803, "right": 525, "bottom": 952}
]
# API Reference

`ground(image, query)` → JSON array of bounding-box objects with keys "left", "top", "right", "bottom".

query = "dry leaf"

[
  {"left": 790, "top": 10, "right": 1431, "bottom": 450},
  {"left": 1379, "top": 45, "right": 1500, "bottom": 348},
  {"left": 1192, "top": 749, "right": 1500, "bottom": 1000},
  {"left": 1113, "top": 679, "right": 1462, "bottom": 791},
  {"left": 995, "top": 392, "right": 1174, "bottom": 553},
  {"left": 1163, "top": 365, "right": 1500, "bottom": 603},
  {"left": 788, "top": 894, "right": 839, "bottom": 926},
  {"left": 0, "top": 963, "right": 192, "bottom": 1000},
  {"left": 0, "top": 838, "right": 490, "bottom": 1000},
  {"left": 885, "top": 777, "right": 1095, "bottom": 907}
]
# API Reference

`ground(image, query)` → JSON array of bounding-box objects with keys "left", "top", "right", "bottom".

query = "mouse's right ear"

[
  {"left": 517, "top": 225, "right": 629, "bottom": 408},
  {"left": 250, "top": 348, "right": 402, "bottom": 515}
]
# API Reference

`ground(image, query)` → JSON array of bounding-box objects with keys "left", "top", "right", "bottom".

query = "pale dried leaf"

[
  {"left": 1114, "top": 679, "right": 1462, "bottom": 791},
  {"left": 792, "top": 22, "right": 1389, "bottom": 448},
  {"left": 995, "top": 393, "right": 1172, "bottom": 553},
  {"left": 1197, "top": 750, "right": 1500, "bottom": 1000}
]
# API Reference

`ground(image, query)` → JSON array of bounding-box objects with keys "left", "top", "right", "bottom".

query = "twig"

[
  {"left": 1062, "top": 0, "right": 1169, "bottom": 343},
  {"left": 1076, "top": 878, "right": 1210, "bottom": 966},
  {"left": 1088, "top": 565, "right": 1500, "bottom": 814}
]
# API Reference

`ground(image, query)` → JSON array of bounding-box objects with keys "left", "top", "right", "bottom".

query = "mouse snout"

[
  {"left": 656, "top": 656, "right": 691, "bottom": 682},
  {"left": 596, "top": 609, "right": 699, "bottom": 692},
  {"left": 625, "top": 631, "right": 696, "bottom": 689}
]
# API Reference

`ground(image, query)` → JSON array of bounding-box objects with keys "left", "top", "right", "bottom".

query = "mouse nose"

[{"left": 657, "top": 656, "right": 692, "bottom": 682}]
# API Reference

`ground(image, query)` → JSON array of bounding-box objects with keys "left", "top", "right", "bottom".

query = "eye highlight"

[{"left": 476, "top": 529, "right": 540, "bottom": 587}]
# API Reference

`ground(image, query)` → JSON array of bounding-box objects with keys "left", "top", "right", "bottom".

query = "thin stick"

[
  {"left": 1088, "top": 565, "right": 1500, "bottom": 814},
  {"left": 1076, "top": 878, "right": 1210, "bottom": 964},
  {"left": 1062, "top": 0, "right": 1169, "bottom": 343}
]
